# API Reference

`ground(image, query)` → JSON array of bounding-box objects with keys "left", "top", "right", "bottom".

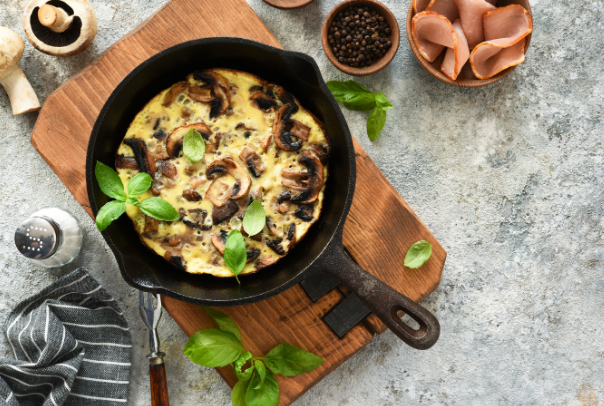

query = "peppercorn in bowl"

[{"left": 321, "top": 0, "right": 400, "bottom": 76}]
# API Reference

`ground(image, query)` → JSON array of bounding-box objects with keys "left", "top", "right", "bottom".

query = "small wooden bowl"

[
  {"left": 406, "top": 0, "right": 532, "bottom": 87},
  {"left": 262, "top": 0, "right": 315, "bottom": 9},
  {"left": 321, "top": 0, "right": 400, "bottom": 76}
]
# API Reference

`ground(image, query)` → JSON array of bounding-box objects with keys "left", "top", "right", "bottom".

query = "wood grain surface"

[
  {"left": 262, "top": 0, "right": 315, "bottom": 10},
  {"left": 30, "top": 0, "right": 446, "bottom": 404},
  {"left": 149, "top": 363, "right": 170, "bottom": 406}
]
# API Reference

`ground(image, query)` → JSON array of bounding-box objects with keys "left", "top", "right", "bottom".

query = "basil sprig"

[
  {"left": 404, "top": 240, "right": 433, "bottom": 269},
  {"left": 184, "top": 307, "right": 324, "bottom": 406},
  {"left": 326, "top": 80, "right": 393, "bottom": 141},
  {"left": 224, "top": 200, "right": 266, "bottom": 283},
  {"left": 94, "top": 161, "right": 179, "bottom": 231},
  {"left": 183, "top": 127, "right": 206, "bottom": 162}
]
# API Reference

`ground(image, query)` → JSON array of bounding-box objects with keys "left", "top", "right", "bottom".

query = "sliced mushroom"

[
  {"left": 266, "top": 217, "right": 280, "bottom": 237},
  {"left": 273, "top": 104, "right": 306, "bottom": 151},
  {"left": 188, "top": 85, "right": 213, "bottom": 103},
  {"left": 163, "top": 236, "right": 180, "bottom": 247},
  {"left": 163, "top": 81, "right": 189, "bottom": 107},
  {"left": 239, "top": 147, "right": 265, "bottom": 178},
  {"left": 236, "top": 123, "right": 256, "bottom": 131},
  {"left": 153, "top": 128, "right": 167, "bottom": 141},
  {"left": 250, "top": 89, "right": 279, "bottom": 112},
  {"left": 277, "top": 201, "right": 291, "bottom": 214},
  {"left": 281, "top": 150, "right": 324, "bottom": 204},
  {"left": 256, "top": 255, "right": 278, "bottom": 270},
  {"left": 272, "top": 85, "right": 296, "bottom": 105},
  {"left": 115, "top": 154, "right": 138, "bottom": 170},
  {"left": 246, "top": 248, "right": 261, "bottom": 263},
  {"left": 183, "top": 189, "right": 202, "bottom": 202},
  {"left": 164, "top": 251, "right": 186, "bottom": 271},
  {"left": 206, "top": 157, "right": 251, "bottom": 200},
  {"left": 267, "top": 238, "right": 285, "bottom": 255},
  {"left": 190, "top": 176, "right": 206, "bottom": 190},
  {"left": 211, "top": 230, "right": 229, "bottom": 254},
  {"left": 212, "top": 199, "right": 239, "bottom": 225},
  {"left": 260, "top": 135, "right": 272, "bottom": 153},
  {"left": 165, "top": 123, "right": 212, "bottom": 158},
  {"left": 240, "top": 224, "right": 262, "bottom": 242},
  {"left": 289, "top": 119, "right": 310, "bottom": 141},
  {"left": 205, "top": 179, "right": 230, "bottom": 207},
  {"left": 250, "top": 187, "right": 263, "bottom": 202},
  {"left": 158, "top": 161, "right": 177, "bottom": 179},
  {"left": 124, "top": 138, "right": 156, "bottom": 176},
  {"left": 192, "top": 70, "right": 231, "bottom": 118},
  {"left": 294, "top": 204, "right": 314, "bottom": 222},
  {"left": 144, "top": 215, "right": 158, "bottom": 234},
  {"left": 310, "top": 143, "right": 330, "bottom": 164}
]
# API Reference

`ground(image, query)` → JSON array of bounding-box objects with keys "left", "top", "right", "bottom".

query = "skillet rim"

[{"left": 85, "top": 37, "right": 356, "bottom": 306}]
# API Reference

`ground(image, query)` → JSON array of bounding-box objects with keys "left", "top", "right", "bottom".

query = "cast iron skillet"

[{"left": 86, "top": 37, "right": 440, "bottom": 350}]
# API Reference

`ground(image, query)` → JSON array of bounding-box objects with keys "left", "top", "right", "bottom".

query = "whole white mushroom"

[{"left": 0, "top": 27, "right": 41, "bottom": 116}]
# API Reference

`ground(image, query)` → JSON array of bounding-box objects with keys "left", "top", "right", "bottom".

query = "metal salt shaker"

[{"left": 15, "top": 207, "right": 83, "bottom": 268}]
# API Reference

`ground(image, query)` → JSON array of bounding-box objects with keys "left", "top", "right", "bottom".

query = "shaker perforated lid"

[{"left": 15, "top": 216, "right": 60, "bottom": 259}]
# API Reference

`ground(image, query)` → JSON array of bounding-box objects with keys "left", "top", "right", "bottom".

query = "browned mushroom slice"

[
  {"left": 246, "top": 248, "right": 261, "bottom": 263},
  {"left": 144, "top": 215, "right": 158, "bottom": 234},
  {"left": 158, "top": 161, "right": 177, "bottom": 179},
  {"left": 235, "top": 123, "right": 256, "bottom": 131},
  {"left": 163, "top": 81, "right": 189, "bottom": 107},
  {"left": 183, "top": 189, "right": 202, "bottom": 202},
  {"left": 240, "top": 224, "right": 262, "bottom": 242},
  {"left": 153, "top": 128, "right": 167, "bottom": 141},
  {"left": 164, "top": 251, "right": 186, "bottom": 271},
  {"left": 124, "top": 138, "right": 156, "bottom": 176},
  {"left": 163, "top": 236, "right": 180, "bottom": 247},
  {"left": 272, "top": 85, "right": 296, "bottom": 105},
  {"left": 273, "top": 104, "right": 305, "bottom": 151},
  {"left": 256, "top": 256, "right": 277, "bottom": 270},
  {"left": 115, "top": 154, "right": 138, "bottom": 170},
  {"left": 289, "top": 120, "right": 310, "bottom": 141},
  {"left": 188, "top": 85, "right": 213, "bottom": 103},
  {"left": 206, "top": 157, "right": 251, "bottom": 200},
  {"left": 212, "top": 200, "right": 239, "bottom": 225},
  {"left": 281, "top": 150, "right": 323, "bottom": 204},
  {"left": 265, "top": 217, "right": 280, "bottom": 237},
  {"left": 250, "top": 89, "right": 279, "bottom": 112},
  {"left": 205, "top": 179, "right": 230, "bottom": 207},
  {"left": 211, "top": 230, "right": 229, "bottom": 254},
  {"left": 192, "top": 70, "right": 231, "bottom": 118},
  {"left": 165, "top": 123, "right": 212, "bottom": 158},
  {"left": 294, "top": 204, "right": 314, "bottom": 222},
  {"left": 184, "top": 209, "right": 211, "bottom": 231},
  {"left": 239, "top": 147, "right": 265, "bottom": 178},
  {"left": 277, "top": 201, "right": 291, "bottom": 214},
  {"left": 310, "top": 143, "right": 330, "bottom": 164},
  {"left": 267, "top": 238, "right": 285, "bottom": 255},
  {"left": 190, "top": 176, "right": 206, "bottom": 190},
  {"left": 260, "top": 135, "right": 272, "bottom": 153}
]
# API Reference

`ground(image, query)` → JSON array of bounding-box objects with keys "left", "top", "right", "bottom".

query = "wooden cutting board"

[{"left": 30, "top": 0, "right": 447, "bottom": 404}]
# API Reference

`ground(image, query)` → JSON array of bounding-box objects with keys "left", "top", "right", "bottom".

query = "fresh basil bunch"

[
  {"left": 224, "top": 200, "right": 266, "bottom": 282},
  {"left": 404, "top": 240, "right": 433, "bottom": 269},
  {"left": 94, "top": 161, "right": 179, "bottom": 231},
  {"left": 326, "top": 80, "right": 393, "bottom": 141},
  {"left": 184, "top": 307, "right": 324, "bottom": 406}
]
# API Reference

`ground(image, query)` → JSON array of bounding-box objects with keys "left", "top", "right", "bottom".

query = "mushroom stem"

[
  {"left": 0, "top": 66, "right": 41, "bottom": 115},
  {"left": 38, "top": 4, "right": 74, "bottom": 33}
]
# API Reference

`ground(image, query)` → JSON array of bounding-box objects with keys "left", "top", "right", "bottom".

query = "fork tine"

[
  {"left": 148, "top": 292, "right": 153, "bottom": 308},
  {"left": 139, "top": 290, "right": 145, "bottom": 308}
]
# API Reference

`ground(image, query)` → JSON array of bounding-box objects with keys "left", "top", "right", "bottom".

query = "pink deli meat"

[
  {"left": 441, "top": 19, "right": 470, "bottom": 80},
  {"left": 453, "top": 0, "right": 496, "bottom": 49},
  {"left": 411, "top": 11, "right": 456, "bottom": 62},
  {"left": 426, "top": 0, "right": 460, "bottom": 22}
]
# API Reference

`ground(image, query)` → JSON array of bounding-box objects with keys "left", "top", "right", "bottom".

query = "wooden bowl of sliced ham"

[{"left": 406, "top": 0, "right": 532, "bottom": 87}]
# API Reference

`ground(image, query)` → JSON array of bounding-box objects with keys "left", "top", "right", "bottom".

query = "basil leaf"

[
  {"left": 95, "top": 161, "right": 126, "bottom": 201},
  {"left": 135, "top": 197, "right": 179, "bottom": 221},
  {"left": 127, "top": 172, "right": 152, "bottom": 197},
  {"left": 126, "top": 195, "right": 140, "bottom": 206},
  {"left": 404, "top": 240, "right": 433, "bottom": 269},
  {"left": 183, "top": 329, "right": 243, "bottom": 367},
  {"left": 231, "top": 377, "right": 250, "bottom": 406},
  {"left": 375, "top": 92, "right": 393, "bottom": 110},
  {"left": 224, "top": 230, "right": 247, "bottom": 283},
  {"left": 254, "top": 360, "right": 266, "bottom": 389},
  {"left": 243, "top": 200, "right": 265, "bottom": 237},
  {"left": 234, "top": 352, "right": 254, "bottom": 381},
  {"left": 263, "top": 342, "right": 324, "bottom": 377},
  {"left": 183, "top": 127, "right": 206, "bottom": 163},
  {"left": 245, "top": 370, "right": 279, "bottom": 406},
  {"left": 367, "top": 106, "right": 387, "bottom": 141},
  {"left": 344, "top": 92, "right": 377, "bottom": 107},
  {"left": 344, "top": 100, "right": 376, "bottom": 112},
  {"left": 95, "top": 200, "right": 126, "bottom": 232},
  {"left": 202, "top": 306, "right": 242, "bottom": 341},
  {"left": 326, "top": 80, "right": 372, "bottom": 101}
]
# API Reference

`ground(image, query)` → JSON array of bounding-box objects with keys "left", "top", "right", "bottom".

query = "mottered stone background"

[{"left": 0, "top": 0, "right": 602, "bottom": 404}]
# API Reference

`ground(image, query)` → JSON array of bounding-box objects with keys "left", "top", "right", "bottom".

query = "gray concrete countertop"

[{"left": 1, "top": 0, "right": 602, "bottom": 404}]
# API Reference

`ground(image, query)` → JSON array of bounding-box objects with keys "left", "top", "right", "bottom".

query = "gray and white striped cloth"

[{"left": 0, "top": 269, "right": 132, "bottom": 405}]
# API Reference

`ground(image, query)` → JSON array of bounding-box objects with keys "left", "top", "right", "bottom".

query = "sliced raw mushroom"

[
  {"left": 192, "top": 70, "right": 231, "bottom": 118},
  {"left": 294, "top": 204, "right": 314, "bottom": 222},
  {"left": 144, "top": 215, "right": 158, "bottom": 234},
  {"left": 212, "top": 199, "right": 239, "bottom": 225},
  {"left": 281, "top": 150, "right": 323, "bottom": 204},
  {"left": 165, "top": 123, "right": 212, "bottom": 158},
  {"left": 115, "top": 154, "right": 138, "bottom": 170},
  {"left": 162, "top": 81, "right": 188, "bottom": 107},
  {"left": 211, "top": 230, "right": 229, "bottom": 254},
  {"left": 183, "top": 189, "right": 202, "bottom": 202},
  {"left": 273, "top": 104, "right": 309, "bottom": 151},
  {"left": 239, "top": 147, "right": 265, "bottom": 178},
  {"left": 164, "top": 251, "right": 186, "bottom": 271},
  {"left": 124, "top": 137, "right": 156, "bottom": 176},
  {"left": 158, "top": 161, "right": 177, "bottom": 179},
  {"left": 206, "top": 156, "right": 251, "bottom": 200},
  {"left": 267, "top": 238, "right": 285, "bottom": 255},
  {"left": 256, "top": 255, "right": 277, "bottom": 270},
  {"left": 188, "top": 85, "right": 213, "bottom": 103}
]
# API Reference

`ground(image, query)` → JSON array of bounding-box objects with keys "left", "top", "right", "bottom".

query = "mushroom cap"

[
  {"left": 205, "top": 156, "right": 251, "bottom": 200},
  {"left": 165, "top": 122, "right": 212, "bottom": 158},
  {"left": 0, "top": 27, "right": 25, "bottom": 79},
  {"left": 22, "top": 0, "right": 97, "bottom": 57}
]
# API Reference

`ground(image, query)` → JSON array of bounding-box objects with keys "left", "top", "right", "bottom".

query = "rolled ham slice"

[
  {"left": 441, "top": 20, "right": 469, "bottom": 80},
  {"left": 414, "top": 0, "right": 434, "bottom": 13},
  {"left": 470, "top": 5, "right": 532, "bottom": 79},
  {"left": 426, "top": 0, "right": 460, "bottom": 22},
  {"left": 453, "top": 0, "right": 496, "bottom": 49},
  {"left": 411, "top": 11, "right": 456, "bottom": 62}
]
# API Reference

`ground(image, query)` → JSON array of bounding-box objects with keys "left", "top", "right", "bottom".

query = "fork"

[{"left": 139, "top": 291, "right": 170, "bottom": 406}]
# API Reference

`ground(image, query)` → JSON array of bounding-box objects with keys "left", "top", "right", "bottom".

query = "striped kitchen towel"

[{"left": 0, "top": 269, "right": 132, "bottom": 405}]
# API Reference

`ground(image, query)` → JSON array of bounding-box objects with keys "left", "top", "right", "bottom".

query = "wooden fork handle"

[{"left": 150, "top": 362, "right": 170, "bottom": 406}]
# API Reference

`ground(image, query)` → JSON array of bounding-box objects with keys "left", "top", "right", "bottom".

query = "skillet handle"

[{"left": 319, "top": 245, "right": 440, "bottom": 350}]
